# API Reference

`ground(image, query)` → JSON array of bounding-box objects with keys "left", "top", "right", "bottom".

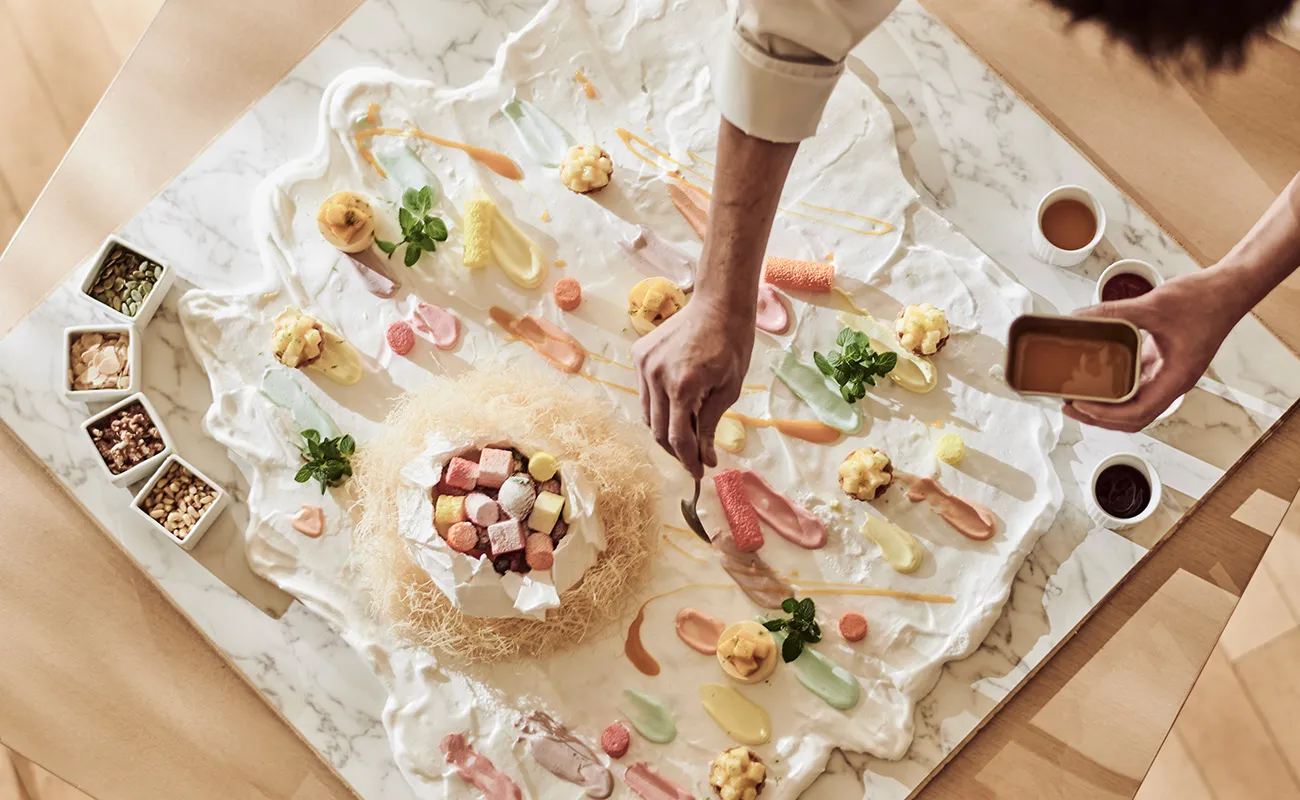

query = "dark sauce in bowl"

[
  {"left": 1101, "top": 273, "right": 1154, "bottom": 302},
  {"left": 1094, "top": 464, "right": 1152, "bottom": 519}
]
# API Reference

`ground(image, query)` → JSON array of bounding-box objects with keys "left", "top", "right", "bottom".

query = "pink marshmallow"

[
  {"left": 477, "top": 448, "right": 514, "bottom": 489},
  {"left": 713, "top": 469, "right": 764, "bottom": 552},
  {"left": 488, "top": 519, "right": 526, "bottom": 556},
  {"left": 446, "top": 522, "right": 479, "bottom": 553},
  {"left": 525, "top": 533, "right": 555, "bottom": 570},
  {"left": 464, "top": 493, "right": 501, "bottom": 526},
  {"left": 444, "top": 457, "right": 480, "bottom": 492}
]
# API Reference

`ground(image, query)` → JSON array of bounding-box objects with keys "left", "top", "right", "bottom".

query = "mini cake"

[
  {"left": 559, "top": 144, "right": 613, "bottom": 193},
  {"left": 838, "top": 447, "right": 893, "bottom": 501},
  {"left": 709, "top": 747, "right": 767, "bottom": 800},
  {"left": 316, "top": 191, "right": 375, "bottom": 253},
  {"left": 716, "top": 621, "right": 777, "bottom": 684},
  {"left": 271, "top": 307, "right": 363, "bottom": 385},
  {"left": 894, "top": 303, "right": 950, "bottom": 356},
  {"left": 628, "top": 277, "right": 688, "bottom": 336}
]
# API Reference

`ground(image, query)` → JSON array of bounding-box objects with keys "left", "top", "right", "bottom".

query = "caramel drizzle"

[
  {"left": 355, "top": 124, "right": 523, "bottom": 181},
  {"left": 723, "top": 411, "right": 841, "bottom": 444},
  {"left": 616, "top": 128, "right": 893, "bottom": 236}
]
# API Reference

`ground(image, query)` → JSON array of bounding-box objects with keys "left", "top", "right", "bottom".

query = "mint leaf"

[
  {"left": 813, "top": 352, "right": 833, "bottom": 378},
  {"left": 294, "top": 464, "right": 315, "bottom": 483},
  {"left": 398, "top": 207, "right": 415, "bottom": 234},
  {"left": 402, "top": 187, "right": 420, "bottom": 211},
  {"left": 782, "top": 634, "right": 804, "bottom": 662},
  {"left": 418, "top": 185, "right": 434, "bottom": 211},
  {"left": 425, "top": 217, "right": 449, "bottom": 241},
  {"left": 781, "top": 597, "right": 798, "bottom": 614},
  {"left": 403, "top": 245, "right": 422, "bottom": 267},
  {"left": 796, "top": 597, "right": 815, "bottom": 620},
  {"left": 877, "top": 351, "right": 898, "bottom": 372},
  {"left": 375, "top": 239, "right": 397, "bottom": 255},
  {"left": 762, "top": 619, "right": 786, "bottom": 632}
]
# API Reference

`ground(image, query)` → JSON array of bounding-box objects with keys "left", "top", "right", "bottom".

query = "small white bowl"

[
  {"left": 63, "top": 324, "right": 142, "bottom": 404},
  {"left": 1031, "top": 185, "right": 1107, "bottom": 267},
  {"left": 79, "top": 235, "right": 176, "bottom": 328},
  {"left": 1094, "top": 258, "right": 1163, "bottom": 306},
  {"left": 131, "top": 454, "right": 229, "bottom": 551},
  {"left": 1088, "top": 452, "right": 1162, "bottom": 530},
  {"left": 81, "top": 392, "right": 175, "bottom": 487}
]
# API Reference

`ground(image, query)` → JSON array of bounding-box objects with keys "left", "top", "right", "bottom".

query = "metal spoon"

[{"left": 679, "top": 416, "right": 711, "bottom": 543}]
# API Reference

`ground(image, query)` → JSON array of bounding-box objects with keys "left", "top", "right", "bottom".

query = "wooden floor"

[{"left": 0, "top": 0, "right": 162, "bottom": 248}]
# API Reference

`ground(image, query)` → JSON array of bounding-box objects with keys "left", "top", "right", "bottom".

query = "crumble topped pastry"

[
  {"left": 895, "top": 303, "right": 950, "bottom": 356},
  {"left": 559, "top": 144, "right": 613, "bottom": 193},
  {"left": 709, "top": 747, "right": 767, "bottom": 800},
  {"left": 838, "top": 447, "right": 893, "bottom": 501}
]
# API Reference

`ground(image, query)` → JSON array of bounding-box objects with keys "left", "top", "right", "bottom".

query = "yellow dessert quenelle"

[
  {"left": 559, "top": 144, "right": 613, "bottom": 193},
  {"left": 715, "top": 621, "right": 777, "bottom": 684},
  {"left": 935, "top": 431, "right": 966, "bottom": 465},
  {"left": 709, "top": 746, "right": 767, "bottom": 800},
  {"left": 271, "top": 308, "right": 364, "bottom": 385},
  {"left": 316, "top": 191, "right": 376, "bottom": 253},
  {"left": 838, "top": 447, "right": 893, "bottom": 501},
  {"left": 627, "top": 277, "right": 687, "bottom": 335},
  {"left": 895, "top": 302, "right": 950, "bottom": 356}
]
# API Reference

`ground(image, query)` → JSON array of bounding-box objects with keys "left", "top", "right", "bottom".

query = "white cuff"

[{"left": 713, "top": 25, "right": 844, "bottom": 144}]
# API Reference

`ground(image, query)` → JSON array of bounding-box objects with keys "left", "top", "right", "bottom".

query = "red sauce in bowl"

[
  {"left": 1094, "top": 464, "right": 1152, "bottom": 519},
  {"left": 1101, "top": 273, "right": 1154, "bottom": 302}
]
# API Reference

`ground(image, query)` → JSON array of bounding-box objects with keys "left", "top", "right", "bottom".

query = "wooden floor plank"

[
  {"left": 1234, "top": 628, "right": 1300, "bottom": 783},
  {"left": 0, "top": 8, "right": 70, "bottom": 210},
  {"left": 1, "top": 0, "right": 122, "bottom": 136},
  {"left": 1176, "top": 647, "right": 1300, "bottom": 799},
  {"left": 88, "top": 0, "right": 163, "bottom": 60}
]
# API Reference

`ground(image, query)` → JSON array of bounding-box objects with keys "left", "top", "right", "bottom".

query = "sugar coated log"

[
  {"left": 763, "top": 257, "right": 834, "bottom": 293},
  {"left": 713, "top": 469, "right": 764, "bottom": 552}
]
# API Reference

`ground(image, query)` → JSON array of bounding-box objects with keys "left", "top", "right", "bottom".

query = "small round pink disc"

[
  {"left": 839, "top": 612, "right": 869, "bottom": 642},
  {"left": 386, "top": 320, "right": 415, "bottom": 355},
  {"left": 600, "top": 722, "right": 630, "bottom": 758}
]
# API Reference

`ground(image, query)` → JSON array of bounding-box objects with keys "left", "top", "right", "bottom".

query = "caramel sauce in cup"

[{"left": 1005, "top": 314, "right": 1141, "bottom": 403}]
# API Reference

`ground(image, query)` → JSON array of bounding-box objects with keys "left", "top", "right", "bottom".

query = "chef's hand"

[
  {"left": 1064, "top": 270, "right": 1239, "bottom": 432},
  {"left": 632, "top": 295, "right": 755, "bottom": 478}
]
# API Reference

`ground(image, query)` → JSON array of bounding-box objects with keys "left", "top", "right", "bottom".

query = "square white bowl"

[
  {"left": 79, "top": 234, "right": 176, "bottom": 328},
  {"left": 63, "top": 324, "right": 142, "bottom": 404},
  {"left": 81, "top": 392, "right": 175, "bottom": 487},
  {"left": 131, "top": 454, "right": 229, "bottom": 552}
]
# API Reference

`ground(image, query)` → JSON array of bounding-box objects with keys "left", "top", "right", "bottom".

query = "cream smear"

[{"left": 617, "top": 226, "right": 696, "bottom": 291}]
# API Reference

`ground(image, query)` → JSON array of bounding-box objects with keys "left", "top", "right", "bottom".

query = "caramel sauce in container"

[{"left": 1005, "top": 314, "right": 1141, "bottom": 403}]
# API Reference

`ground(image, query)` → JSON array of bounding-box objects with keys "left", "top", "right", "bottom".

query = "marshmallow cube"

[
  {"left": 464, "top": 493, "right": 501, "bottom": 526},
  {"left": 434, "top": 494, "right": 467, "bottom": 536},
  {"left": 713, "top": 469, "right": 764, "bottom": 552},
  {"left": 528, "top": 491, "right": 566, "bottom": 535},
  {"left": 444, "top": 457, "right": 480, "bottom": 492},
  {"left": 488, "top": 519, "right": 527, "bottom": 556},
  {"left": 525, "top": 532, "right": 555, "bottom": 570},
  {"left": 477, "top": 448, "right": 514, "bottom": 488}
]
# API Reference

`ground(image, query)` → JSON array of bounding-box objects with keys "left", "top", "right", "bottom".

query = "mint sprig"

[
  {"left": 814, "top": 328, "right": 898, "bottom": 404},
  {"left": 375, "top": 186, "right": 449, "bottom": 267},
  {"left": 762, "top": 597, "right": 822, "bottom": 662},
  {"left": 294, "top": 429, "right": 355, "bottom": 493}
]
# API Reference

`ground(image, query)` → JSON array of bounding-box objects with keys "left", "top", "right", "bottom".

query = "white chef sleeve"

[{"left": 713, "top": 0, "right": 902, "bottom": 143}]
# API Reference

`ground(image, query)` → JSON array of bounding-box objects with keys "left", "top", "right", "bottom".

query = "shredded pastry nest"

[{"left": 352, "top": 364, "right": 661, "bottom": 663}]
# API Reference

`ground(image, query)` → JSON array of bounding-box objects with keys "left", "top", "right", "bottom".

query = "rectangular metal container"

[{"left": 1006, "top": 314, "right": 1141, "bottom": 403}]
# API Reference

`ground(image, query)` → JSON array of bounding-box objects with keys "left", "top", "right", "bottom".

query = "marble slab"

[{"left": 0, "top": 0, "right": 1296, "bottom": 798}]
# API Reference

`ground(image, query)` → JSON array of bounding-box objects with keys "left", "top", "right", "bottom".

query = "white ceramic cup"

[
  {"left": 1031, "top": 185, "right": 1106, "bottom": 267},
  {"left": 1094, "top": 258, "right": 1164, "bottom": 306},
  {"left": 1087, "top": 452, "right": 1162, "bottom": 530}
]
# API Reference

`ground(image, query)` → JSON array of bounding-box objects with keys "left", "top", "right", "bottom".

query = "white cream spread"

[{"left": 175, "top": 0, "right": 1064, "bottom": 796}]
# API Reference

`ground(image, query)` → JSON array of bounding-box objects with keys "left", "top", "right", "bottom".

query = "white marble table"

[{"left": 1, "top": 0, "right": 1297, "bottom": 797}]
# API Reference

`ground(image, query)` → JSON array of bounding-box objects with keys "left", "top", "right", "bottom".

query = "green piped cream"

[
  {"left": 773, "top": 351, "right": 862, "bottom": 433},
  {"left": 769, "top": 629, "right": 862, "bottom": 710},
  {"left": 620, "top": 689, "right": 677, "bottom": 743}
]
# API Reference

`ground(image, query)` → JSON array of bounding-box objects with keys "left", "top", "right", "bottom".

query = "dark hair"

[{"left": 1044, "top": 0, "right": 1297, "bottom": 69}]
